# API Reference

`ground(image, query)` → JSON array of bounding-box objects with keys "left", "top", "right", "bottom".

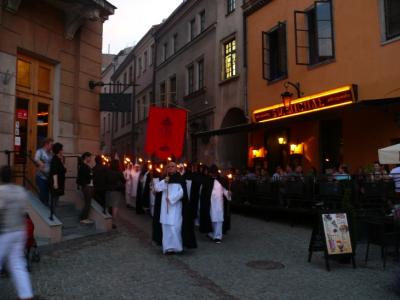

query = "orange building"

[{"left": 243, "top": 0, "right": 400, "bottom": 174}]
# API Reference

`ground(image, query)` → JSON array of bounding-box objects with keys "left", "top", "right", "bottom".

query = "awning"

[
  {"left": 193, "top": 98, "right": 400, "bottom": 138},
  {"left": 378, "top": 144, "right": 400, "bottom": 164}
]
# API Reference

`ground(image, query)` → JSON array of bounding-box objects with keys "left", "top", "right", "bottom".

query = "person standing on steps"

[
  {"left": 34, "top": 137, "right": 53, "bottom": 206},
  {"left": 49, "top": 142, "right": 66, "bottom": 213},
  {"left": 77, "top": 152, "right": 94, "bottom": 224}
]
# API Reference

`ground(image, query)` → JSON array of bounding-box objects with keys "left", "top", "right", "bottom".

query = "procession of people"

[{"left": 113, "top": 157, "right": 233, "bottom": 254}]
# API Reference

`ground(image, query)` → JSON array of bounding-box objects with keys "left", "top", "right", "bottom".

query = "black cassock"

[
  {"left": 137, "top": 171, "right": 151, "bottom": 212},
  {"left": 152, "top": 173, "right": 197, "bottom": 249},
  {"left": 199, "top": 175, "right": 231, "bottom": 234},
  {"left": 152, "top": 175, "right": 163, "bottom": 245}
]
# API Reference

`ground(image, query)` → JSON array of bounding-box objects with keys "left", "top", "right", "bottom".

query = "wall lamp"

[{"left": 281, "top": 81, "right": 302, "bottom": 110}]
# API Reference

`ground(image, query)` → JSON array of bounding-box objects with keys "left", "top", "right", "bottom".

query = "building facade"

[
  {"left": 154, "top": 0, "right": 218, "bottom": 164},
  {"left": 131, "top": 26, "right": 158, "bottom": 158},
  {"left": 100, "top": 49, "right": 131, "bottom": 155},
  {"left": 0, "top": 0, "right": 114, "bottom": 171},
  {"left": 213, "top": 0, "right": 247, "bottom": 169},
  {"left": 244, "top": 0, "right": 400, "bottom": 174}
]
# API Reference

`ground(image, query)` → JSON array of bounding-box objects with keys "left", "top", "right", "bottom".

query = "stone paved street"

[{"left": 2, "top": 207, "right": 399, "bottom": 300}]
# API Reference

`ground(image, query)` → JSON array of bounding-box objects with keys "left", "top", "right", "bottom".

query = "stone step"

[{"left": 62, "top": 225, "right": 103, "bottom": 241}]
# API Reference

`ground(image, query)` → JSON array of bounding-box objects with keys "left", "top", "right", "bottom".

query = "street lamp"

[{"left": 281, "top": 81, "right": 302, "bottom": 111}]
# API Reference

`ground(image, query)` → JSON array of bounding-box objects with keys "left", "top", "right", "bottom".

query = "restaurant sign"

[{"left": 253, "top": 85, "right": 356, "bottom": 123}]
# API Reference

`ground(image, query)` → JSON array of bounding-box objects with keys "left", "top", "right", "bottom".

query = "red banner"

[{"left": 145, "top": 107, "right": 187, "bottom": 160}]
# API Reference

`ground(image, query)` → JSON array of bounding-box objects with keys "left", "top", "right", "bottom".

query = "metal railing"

[
  {"left": 230, "top": 173, "right": 398, "bottom": 215},
  {"left": 0, "top": 150, "right": 81, "bottom": 221}
]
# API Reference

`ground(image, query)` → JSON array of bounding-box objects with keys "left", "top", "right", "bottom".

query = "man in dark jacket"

[
  {"left": 77, "top": 152, "right": 94, "bottom": 224},
  {"left": 93, "top": 155, "right": 109, "bottom": 212}
]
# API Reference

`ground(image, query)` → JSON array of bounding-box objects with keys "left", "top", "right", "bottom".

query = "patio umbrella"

[{"left": 378, "top": 144, "right": 400, "bottom": 164}]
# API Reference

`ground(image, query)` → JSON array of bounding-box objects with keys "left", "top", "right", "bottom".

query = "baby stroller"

[{"left": 25, "top": 213, "right": 40, "bottom": 272}]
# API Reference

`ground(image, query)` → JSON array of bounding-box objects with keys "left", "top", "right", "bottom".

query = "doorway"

[
  {"left": 14, "top": 54, "right": 53, "bottom": 184},
  {"left": 320, "top": 119, "right": 343, "bottom": 172}
]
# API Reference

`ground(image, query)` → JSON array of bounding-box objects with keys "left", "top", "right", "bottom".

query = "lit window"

[{"left": 223, "top": 39, "right": 237, "bottom": 80}]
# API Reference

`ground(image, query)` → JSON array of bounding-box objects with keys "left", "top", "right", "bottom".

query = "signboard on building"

[
  {"left": 253, "top": 85, "right": 357, "bottom": 123},
  {"left": 100, "top": 94, "right": 132, "bottom": 112}
]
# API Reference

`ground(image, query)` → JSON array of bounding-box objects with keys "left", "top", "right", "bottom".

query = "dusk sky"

[{"left": 102, "top": 0, "right": 184, "bottom": 54}]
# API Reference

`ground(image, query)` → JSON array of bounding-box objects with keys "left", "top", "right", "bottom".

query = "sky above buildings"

[{"left": 103, "top": 0, "right": 184, "bottom": 54}]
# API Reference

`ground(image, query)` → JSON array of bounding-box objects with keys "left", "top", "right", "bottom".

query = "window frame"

[
  {"left": 200, "top": 10, "right": 206, "bottom": 32},
  {"left": 294, "top": 0, "right": 335, "bottom": 66},
  {"left": 169, "top": 75, "right": 177, "bottom": 104},
  {"left": 189, "top": 18, "right": 196, "bottom": 41},
  {"left": 197, "top": 58, "right": 204, "bottom": 89},
  {"left": 383, "top": 0, "right": 400, "bottom": 41},
  {"left": 227, "top": 0, "right": 236, "bottom": 15},
  {"left": 262, "top": 22, "right": 288, "bottom": 82},
  {"left": 187, "top": 64, "right": 195, "bottom": 95},
  {"left": 222, "top": 38, "right": 237, "bottom": 80}
]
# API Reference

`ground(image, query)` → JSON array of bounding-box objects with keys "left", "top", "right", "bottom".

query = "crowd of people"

[{"left": 120, "top": 160, "right": 233, "bottom": 254}]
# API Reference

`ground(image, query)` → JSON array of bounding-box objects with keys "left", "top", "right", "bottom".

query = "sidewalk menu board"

[{"left": 322, "top": 213, "right": 352, "bottom": 255}]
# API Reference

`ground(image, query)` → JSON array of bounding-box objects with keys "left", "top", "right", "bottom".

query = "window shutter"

[
  {"left": 262, "top": 31, "right": 270, "bottom": 80},
  {"left": 315, "top": 1, "right": 334, "bottom": 58},
  {"left": 294, "top": 10, "right": 310, "bottom": 65},
  {"left": 277, "top": 22, "right": 287, "bottom": 77}
]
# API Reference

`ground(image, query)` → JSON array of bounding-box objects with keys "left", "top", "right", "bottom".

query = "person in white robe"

[
  {"left": 123, "top": 163, "right": 134, "bottom": 208},
  {"left": 207, "top": 166, "right": 231, "bottom": 243},
  {"left": 154, "top": 162, "right": 184, "bottom": 254},
  {"left": 129, "top": 164, "right": 140, "bottom": 208}
]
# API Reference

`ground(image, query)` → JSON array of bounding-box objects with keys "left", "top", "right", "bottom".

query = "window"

[
  {"left": 384, "top": 0, "right": 400, "bottom": 40},
  {"left": 227, "top": 0, "right": 236, "bottom": 14},
  {"left": 262, "top": 22, "right": 287, "bottom": 81},
  {"left": 107, "top": 114, "right": 110, "bottom": 132},
  {"left": 150, "top": 44, "right": 154, "bottom": 65},
  {"left": 169, "top": 76, "right": 177, "bottom": 104},
  {"left": 198, "top": 59, "right": 204, "bottom": 89},
  {"left": 162, "top": 43, "right": 168, "bottom": 61},
  {"left": 128, "top": 66, "right": 133, "bottom": 84},
  {"left": 136, "top": 58, "right": 140, "bottom": 78},
  {"left": 200, "top": 10, "right": 206, "bottom": 32},
  {"left": 172, "top": 34, "right": 178, "bottom": 54},
  {"left": 190, "top": 19, "right": 196, "bottom": 41},
  {"left": 295, "top": 1, "right": 334, "bottom": 65},
  {"left": 142, "top": 96, "right": 147, "bottom": 119},
  {"left": 121, "top": 111, "right": 125, "bottom": 128},
  {"left": 150, "top": 91, "right": 154, "bottom": 105},
  {"left": 117, "top": 81, "right": 121, "bottom": 93},
  {"left": 138, "top": 57, "right": 142, "bottom": 75},
  {"left": 223, "top": 39, "right": 237, "bottom": 80},
  {"left": 126, "top": 110, "right": 131, "bottom": 125},
  {"left": 103, "top": 116, "right": 106, "bottom": 135},
  {"left": 143, "top": 52, "right": 147, "bottom": 72},
  {"left": 123, "top": 72, "right": 127, "bottom": 88},
  {"left": 187, "top": 65, "right": 194, "bottom": 95},
  {"left": 114, "top": 112, "right": 118, "bottom": 132},
  {"left": 136, "top": 99, "right": 140, "bottom": 122},
  {"left": 160, "top": 81, "right": 166, "bottom": 106}
]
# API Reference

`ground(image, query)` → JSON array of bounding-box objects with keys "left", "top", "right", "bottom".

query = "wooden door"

[{"left": 15, "top": 54, "right": 54, "bottom": 186}]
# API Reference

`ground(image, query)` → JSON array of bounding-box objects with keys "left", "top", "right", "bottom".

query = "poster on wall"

[{"left": 322, "top": 213, "right": 353, "bottom": 255}]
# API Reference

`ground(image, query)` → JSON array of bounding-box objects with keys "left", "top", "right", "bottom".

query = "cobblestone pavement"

[{"left": 2, "top": 207, "right": 399, "bottom": 300}]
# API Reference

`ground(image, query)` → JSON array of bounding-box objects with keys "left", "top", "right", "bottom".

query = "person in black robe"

[
  {"left": 151, "top": 168, "right": 163, "bottom": 246},
  {"left": 199, "top": 165, "right": 231, "bottom": 236},
  {"left": 137, "top": 163, "right": 151, "bottom": 212}
]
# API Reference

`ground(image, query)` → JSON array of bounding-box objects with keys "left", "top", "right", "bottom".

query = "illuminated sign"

[{"left": 253, "top": 85, "right": 356, "bottom": 123}]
